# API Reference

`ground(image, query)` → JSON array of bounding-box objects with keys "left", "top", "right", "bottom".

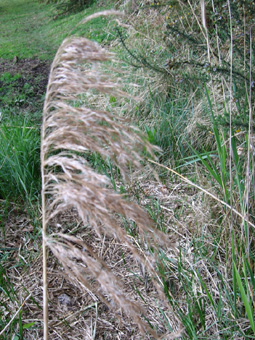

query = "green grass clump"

[{"left": 0, "top": 117, "right": 41, "bottom": 203}]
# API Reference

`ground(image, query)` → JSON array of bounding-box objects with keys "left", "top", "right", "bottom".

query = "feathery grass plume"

[{"left": 41, "top": 37, "right": 172, "bottom": 338}]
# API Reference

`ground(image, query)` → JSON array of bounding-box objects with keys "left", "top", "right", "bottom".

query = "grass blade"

[{"left": 233, "top": 261, "right": 255, "bottom": 334}]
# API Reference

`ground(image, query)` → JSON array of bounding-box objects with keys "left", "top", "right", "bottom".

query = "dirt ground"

[
  {"left": 0, "top": 57, "right": 51, "bottom": 78},
  {"left": 0, "top": 58, "right": 51, "bottom": 114}
]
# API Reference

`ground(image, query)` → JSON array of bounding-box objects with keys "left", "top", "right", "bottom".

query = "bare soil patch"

[
  {"left": 0, "top": 57, "right": 51, "bottom": 79},
  {"left": 0, "top": 58, "right": 51, "bottom": 114}
]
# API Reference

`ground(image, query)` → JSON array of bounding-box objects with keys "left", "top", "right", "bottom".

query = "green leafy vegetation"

[{"left": 0, "top": 117, "right": 41, "bottom": 202}]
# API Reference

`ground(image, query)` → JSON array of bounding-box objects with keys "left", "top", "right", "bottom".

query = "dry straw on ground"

[{"left": 41, "top": 35, "right": 177, "bottom": 338}]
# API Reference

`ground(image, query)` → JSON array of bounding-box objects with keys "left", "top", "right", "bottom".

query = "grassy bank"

[{"left": 0, "top": 0, "right": 115, "bottom": 60}]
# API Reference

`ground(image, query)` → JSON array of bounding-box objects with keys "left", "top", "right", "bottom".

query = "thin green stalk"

[{"left": 227, "top": 0, "right": 234, "bottom": 234}]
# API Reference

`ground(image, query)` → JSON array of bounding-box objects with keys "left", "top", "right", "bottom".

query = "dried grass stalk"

[{"left": 41, "top": 37, "right": 170, "bottom": 338}]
